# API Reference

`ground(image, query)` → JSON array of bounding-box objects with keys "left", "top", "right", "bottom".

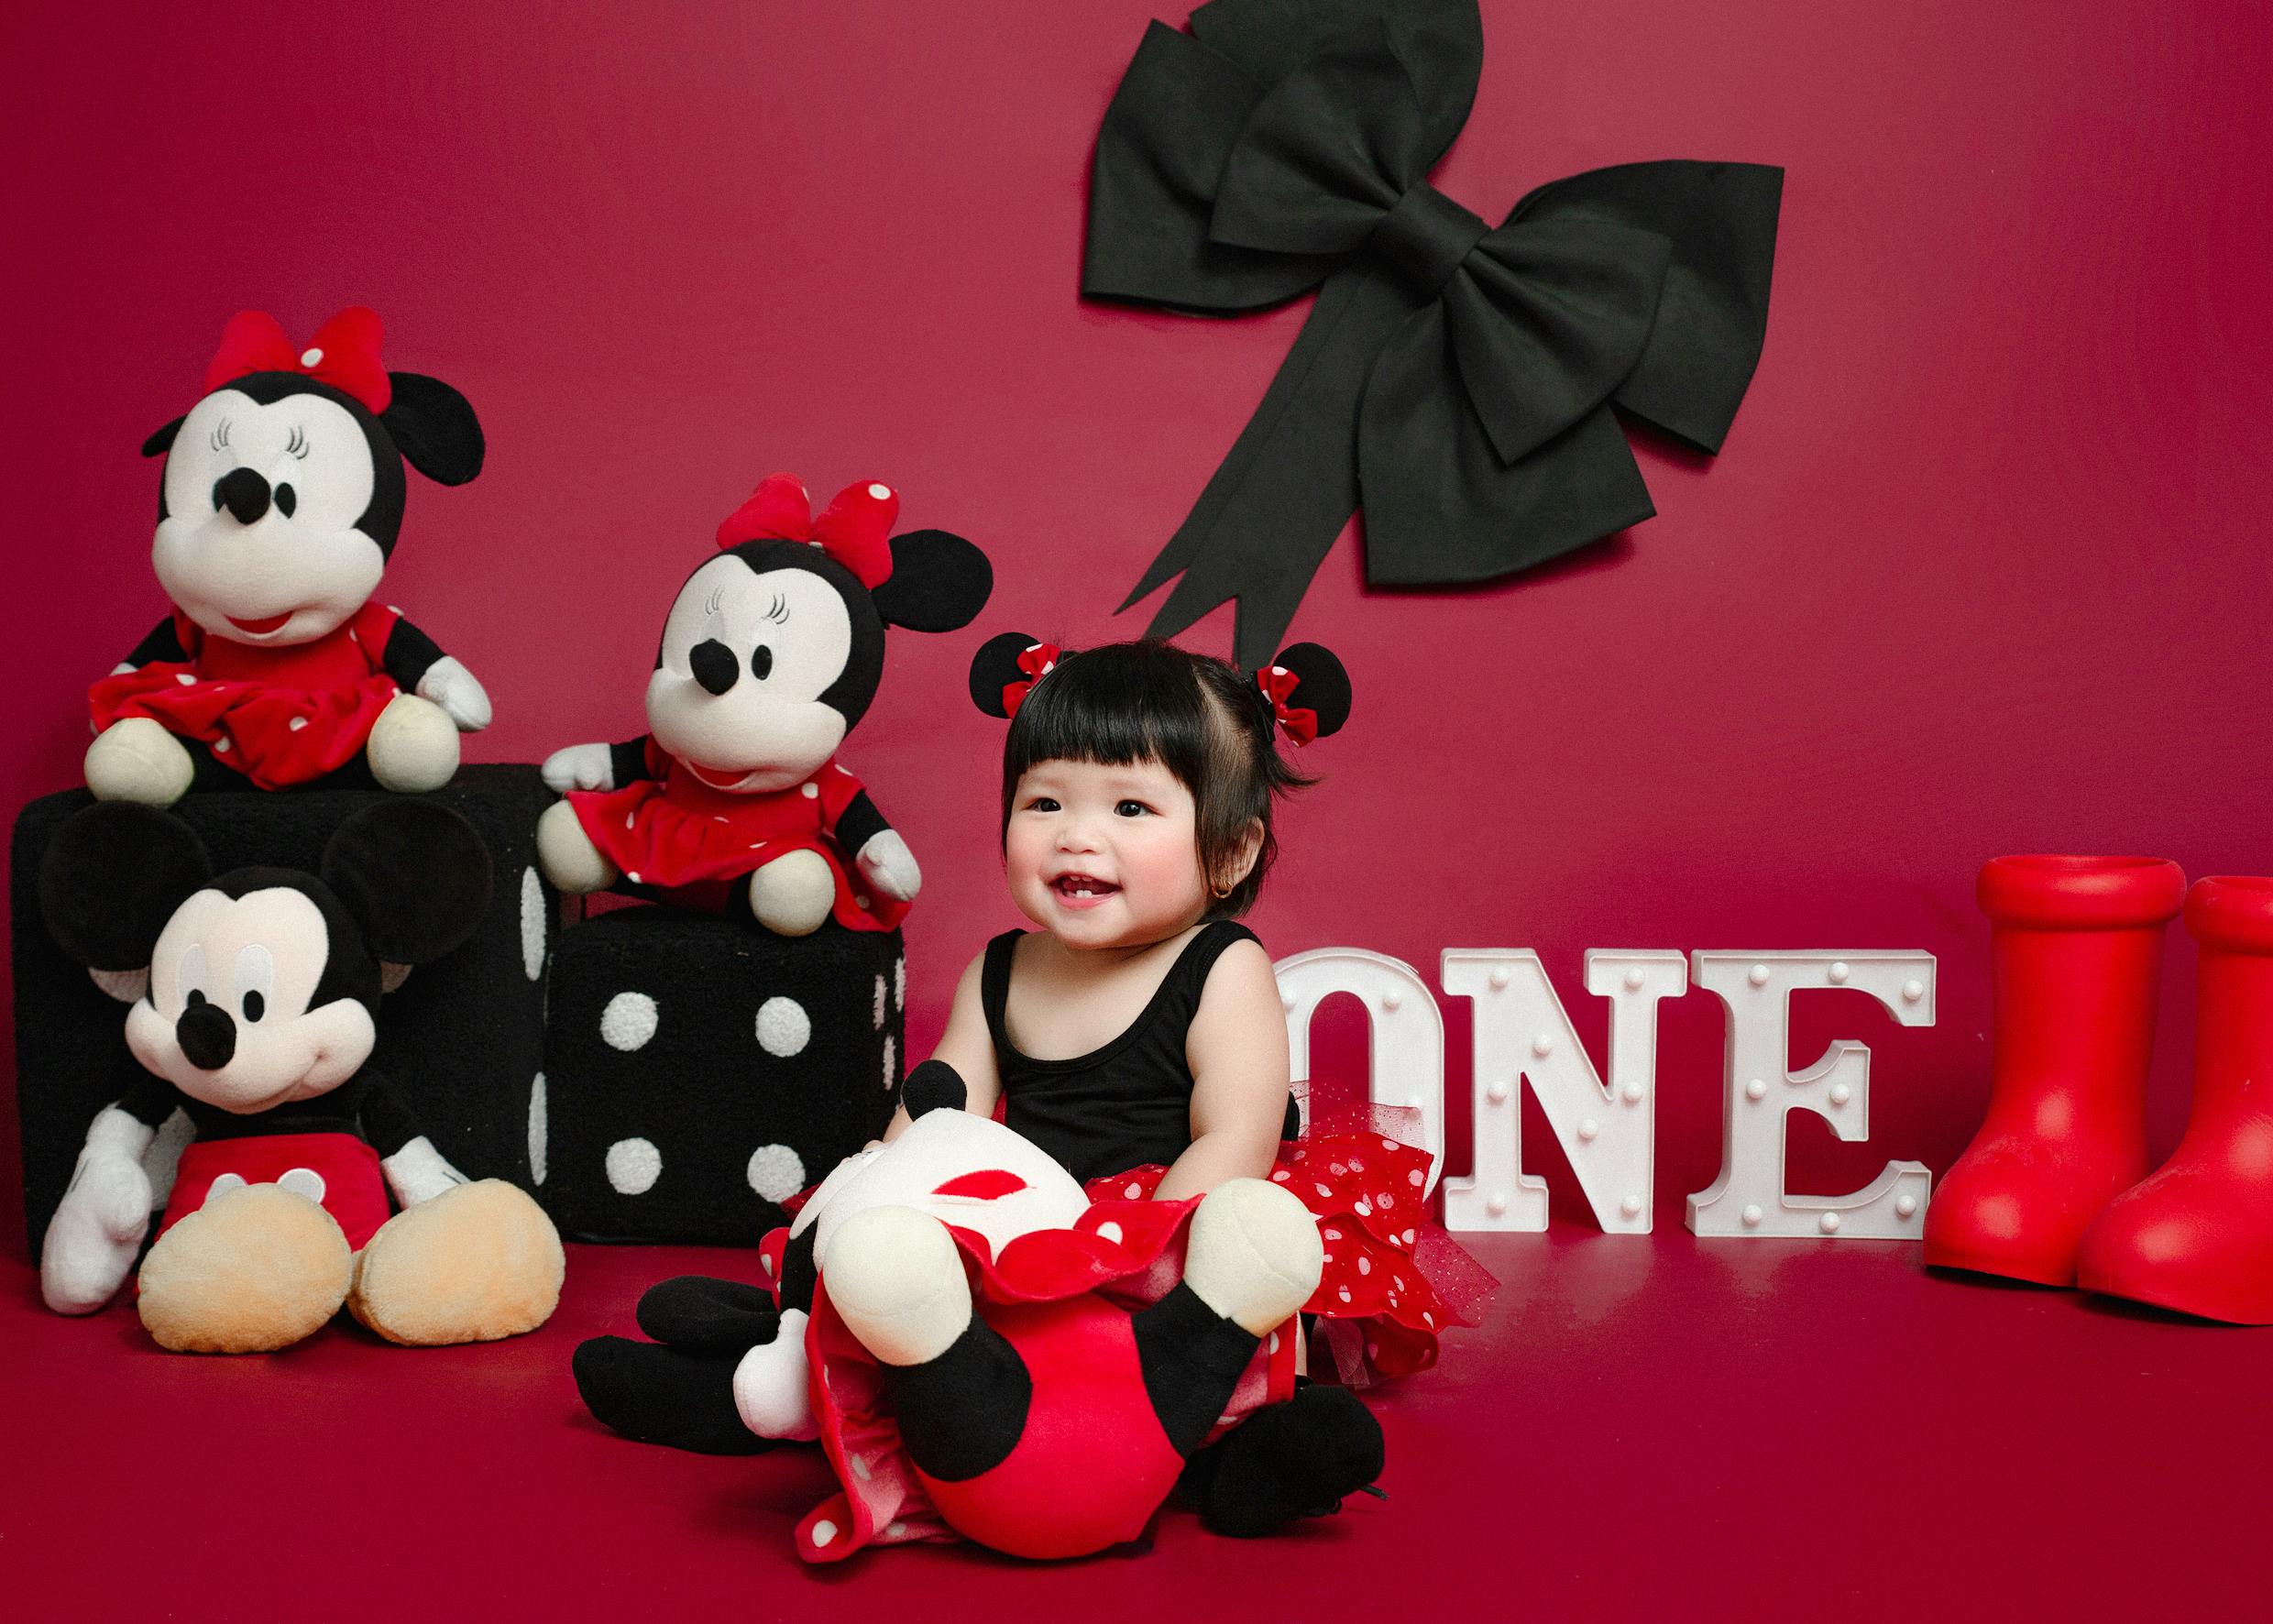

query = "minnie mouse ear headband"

[
  {"left": 1254, "top": 642, "right": 1352, "bottom": 745},
  {"left": 970, "top": 633, "right": 1063, "bottom": 719},
  {"left": 716, "top": 475, "right": 994, "bottom": 631},
  {"left": 968, "top": 633, "right": 1351, "bottom": 744}
]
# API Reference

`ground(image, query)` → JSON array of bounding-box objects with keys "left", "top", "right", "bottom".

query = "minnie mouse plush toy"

[
  {"left": 536, "top": 474, "right": 992, "bottom": 936},
  {"left": 578, "top": 1067, "right": 1379, "bottom": 1561},
  {"left": 86, "top": 307, "right": 490, "bottom": 807}
]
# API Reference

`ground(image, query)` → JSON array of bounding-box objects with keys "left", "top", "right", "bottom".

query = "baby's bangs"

[{"left": 1002, "top": 645, "right": 1212, "bottom": 785}]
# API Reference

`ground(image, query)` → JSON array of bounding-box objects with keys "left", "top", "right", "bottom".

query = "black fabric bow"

[{"left": 1085, "top": 0, "right": 1783, "bottom": 669}]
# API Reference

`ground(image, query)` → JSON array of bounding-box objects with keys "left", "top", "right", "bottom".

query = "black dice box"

[{"left": 536, "top": 905, "right": 906, "bottom": 1245}]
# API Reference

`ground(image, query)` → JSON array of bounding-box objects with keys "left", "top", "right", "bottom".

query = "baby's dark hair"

[{"left": 972, "top": 637, "right": 1352, "bottom": 918}]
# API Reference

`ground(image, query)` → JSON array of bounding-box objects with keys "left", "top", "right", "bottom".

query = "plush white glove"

[
  {"left": 417, "top": 655, "right": 493, "bottom": 731},
  {"left": 541, "top": 741, "right": 617, "bottom": 794},
  {"left": 733, "top": 1310, "right": 820, "bottom": 1441},
  {"left": 855, "top": 829, "right": 922, "bottom": 904},
  {"left": 41, "top": 1107, "right": 156, "bottom": 1315},
  {"left": 380, "top": 1136, "right": 470, "bottom": 1208}
]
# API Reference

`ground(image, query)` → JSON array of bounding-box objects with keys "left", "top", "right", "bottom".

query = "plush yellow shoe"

[
  {"left": 137, "top": 1184, "right": 353, "bottom": 1354},
  {"left": 749, "top": 848, "right": 836, "bottom": 936},
  {"left": 348, "top": 1180, "right": 566, "bottom": 1346},
  {"left": 84, "top": 717, "right": 196, "bottom": 807},
  {"left": 366, "top": 692, "right": 460, "bottom": 792}
]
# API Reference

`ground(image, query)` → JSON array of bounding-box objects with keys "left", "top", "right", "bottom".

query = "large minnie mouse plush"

[
  {"left": 576, "top": 1067, "right": 1386, "bottom": 1559},
  {"left": 535, "top": 474, "right": 992, "bottom": 936},
  {"left": 37, "top": 799, "right": 564, "bottom": 1354},
  {"left": 86, "top": 307, "right": 490, "bottom": 807}
]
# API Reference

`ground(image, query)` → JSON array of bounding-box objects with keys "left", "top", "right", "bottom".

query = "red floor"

[{"left": 1, "top": 1231, "right": 2261, "bottom": 1619}]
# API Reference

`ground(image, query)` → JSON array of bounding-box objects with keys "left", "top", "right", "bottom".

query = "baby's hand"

[{"left": 856, "top": 829, "right": 922, "bottom": 903}]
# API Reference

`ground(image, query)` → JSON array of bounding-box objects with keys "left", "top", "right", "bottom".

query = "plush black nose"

[
  {"left": 213, "top": 466, "right": 271, "bottom": 524},
  {"left": 177, "top": 996, "right": 237, "bottom": 1071},
  {"left": 688, "top": 639, "right": 741, "bottom": 697}
]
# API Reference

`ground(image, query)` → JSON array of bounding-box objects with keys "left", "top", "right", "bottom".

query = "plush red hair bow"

[
  {"left": 716, "top": 474, "right": 899, "bottom": 589},
  {"left": 1257, "top": 664, "right": 1318, "bottom": 746},
  {"left": 203, "top": 307, "right": 391, "bottom": 414},
  {"left": 1001, "top": 642, "right": 1061, "bottom": 718}
]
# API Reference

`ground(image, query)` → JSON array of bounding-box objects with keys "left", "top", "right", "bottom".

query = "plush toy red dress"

[
  {"left": 92, "top": 600, "right": 420, "bottom": 792},
  {"left": 564, "top": 742, "right": 904, "bottom": 929}
]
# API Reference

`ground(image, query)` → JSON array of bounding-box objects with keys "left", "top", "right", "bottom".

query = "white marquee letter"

[
  {"left": 1440, "top": 950, "right": 1685, "bottom": 1234},
  {"left": 1686, "top": 952, "right": 1936, "bottom": 1239},
  {"left": 1277, "top": 949, "right": 1444, "bottom": 1192}
]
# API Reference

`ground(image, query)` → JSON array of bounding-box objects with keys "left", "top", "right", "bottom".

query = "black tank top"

[{"left": 983, "top": 919, "right": 1300, "bottom": 1184}]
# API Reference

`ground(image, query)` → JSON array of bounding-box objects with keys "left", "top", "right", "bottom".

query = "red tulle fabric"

[
  {"left": 1089, "top": 1103, "right": 1496, "bottom": 1384},
  {"left": 565, "top": 750, "right": 904, "bottom": 931},
  {"left": 89, "top": 603, "right": 404, "bottom": 789}
]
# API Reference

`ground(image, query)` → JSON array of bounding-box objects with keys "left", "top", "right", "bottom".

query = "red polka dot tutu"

[{"left": 1087, "top": 1104, "right": 1495, "bottom": 1383}]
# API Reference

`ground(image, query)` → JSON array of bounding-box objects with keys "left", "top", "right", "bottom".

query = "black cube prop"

[
  {"left": 11, "top": 765, "right": 557, "bottom": 1255},
  {"left": 537, "top": 905, "right": 906, "bottom": 1244}
]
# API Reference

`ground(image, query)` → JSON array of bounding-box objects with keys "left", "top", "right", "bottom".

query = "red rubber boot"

[
  {"left": 1923, "top": 855, "right": 2187, "bottom": 1285},
  {"left": 2078, "top": 877, "right": 2273, "bottom": 1322}
]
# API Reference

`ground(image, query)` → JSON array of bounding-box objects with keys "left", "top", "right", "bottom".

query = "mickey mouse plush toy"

[
  {"left": 536, "top": 474, "right": 992, "bottom": 935},
  {"left": 37, "top": 799, "right": 564, "bottom": 1354},
  {"left": 86, "top": 307, "right": 491, "bottom": 807}
]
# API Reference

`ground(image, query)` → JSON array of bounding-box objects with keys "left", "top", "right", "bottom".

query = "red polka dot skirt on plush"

[{"left": 89, "top": 603, "right": 406, "bottom": 789}]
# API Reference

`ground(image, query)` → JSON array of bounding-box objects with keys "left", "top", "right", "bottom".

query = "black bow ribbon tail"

[{"left": 1085, "top": 0, "right": 1783, "bottom": 671}]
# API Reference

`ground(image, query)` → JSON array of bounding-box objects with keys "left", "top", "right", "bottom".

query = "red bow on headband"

[
  {"left": 716, "top": 474, "right": 898, "bottom": 589},
  {"left": 1002, "top": 642, "right": 1061, "bottom": 718},
  {"left": 203, "top": 307, "right": 391, "bottom": 414},
  {"left": 1257, "top": 664, "right": 1318, "bottom": 746}
]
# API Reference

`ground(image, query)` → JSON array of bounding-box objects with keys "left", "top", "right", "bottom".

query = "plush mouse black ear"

[
  {"left": 902, "top": 1059, "right": 969, "bottom": 1118},
  {"left": 873, "top": 531, "right": 994, "bottom": 633},
  {"left": 970, "top": 631, "right": 1053, "bottom": 719},
  {"left": 381, "top": 372, "right": 486, "bottom": 487},
  {"left": 1266, "top": 642, "right": 1353, "bottom": 740},
  {"left": 38, "top": 804, "right": 213, "bottom": 971},
  {"left": 141, "top": 417, "right": 186, "bottom": 458},
  {"left": 321, "top": 801, "right": 493, "bottom": 964}
]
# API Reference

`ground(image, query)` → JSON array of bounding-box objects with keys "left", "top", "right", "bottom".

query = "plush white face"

[
  {"left": 796, "top": 1110, "right": 1091, "bottom": 1266},
  {"left": 645, "top": 556, "right": 851, "bottom": 792},
  {"left": 124, "top": 886, "right": 375, "bottom": 1114},
  {"left": 155, "top": 388, "right": 384, "bottom": 646}
]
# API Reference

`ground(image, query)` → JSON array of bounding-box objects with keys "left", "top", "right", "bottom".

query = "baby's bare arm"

[
  {"left": 882, "top": 950, "right": 1001, "bottom": 1141},
  {"left": 1156, "top": 939, "right": 1290, "bottom": 1200}
]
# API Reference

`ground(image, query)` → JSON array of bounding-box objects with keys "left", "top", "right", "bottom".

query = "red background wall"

[{"left": 5, "top": 0, "right": 2269, "bottom": 1256}]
